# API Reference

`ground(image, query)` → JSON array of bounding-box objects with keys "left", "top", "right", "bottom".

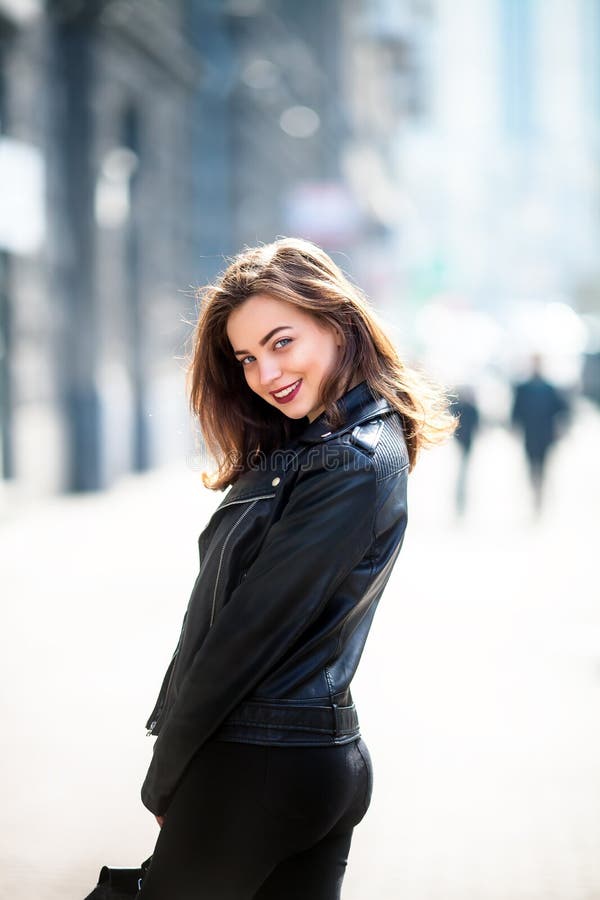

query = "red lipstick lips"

[{"left": 270, "top": 379, "right": 302, "bottom": 404}]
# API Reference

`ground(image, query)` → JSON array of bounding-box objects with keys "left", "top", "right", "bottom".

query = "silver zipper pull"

[{"left": 146, "top": 720, "right": 157, "bottom": 736}]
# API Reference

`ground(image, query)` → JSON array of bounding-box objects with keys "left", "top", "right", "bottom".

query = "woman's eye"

[{"left": 239, "top": 338, "right": 290, "bottom": 366}]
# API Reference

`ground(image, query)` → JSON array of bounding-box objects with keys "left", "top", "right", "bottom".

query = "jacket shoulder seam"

[
  {"left": 299, "top": 438, "right": 377, "bottom": 474},
  {"left": 375, "top": 461, "right": 409, "bottom": 484}
]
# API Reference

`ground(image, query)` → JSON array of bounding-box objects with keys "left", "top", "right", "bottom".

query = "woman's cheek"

[{"left": 245, "top": 368, "right": 260, "bottom": 394}]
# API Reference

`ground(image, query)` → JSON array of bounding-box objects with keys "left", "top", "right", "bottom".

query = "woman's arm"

[{"left": 141, "top": 444, "right": 377, "bottom": 816}]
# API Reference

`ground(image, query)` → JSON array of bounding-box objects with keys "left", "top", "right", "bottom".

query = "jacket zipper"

[
  {"left": 146, "top": 493, "right": 275, "bottom": 735},
  {"left": 210, "top": 494, "right": 275, "bottom": 626},
  {"left": 146, "top": 622, "right": 187, "bottom": 735}
]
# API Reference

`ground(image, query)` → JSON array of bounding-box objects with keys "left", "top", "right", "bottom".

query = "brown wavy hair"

[{"left": 187, "top": 237, "right": 456, "bottom": 489}]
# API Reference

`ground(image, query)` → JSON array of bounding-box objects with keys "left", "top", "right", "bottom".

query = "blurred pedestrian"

[
  {"left": 133, "top": 238, "right": 455, "bottom": 899},
  {"left": 511, "top": 354, "right": 569, "bottom": 513},
  {"left": 451, "top": 385, "right": 480, "bottom": 515}
]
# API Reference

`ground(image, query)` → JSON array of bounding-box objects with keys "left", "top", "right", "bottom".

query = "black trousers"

[{"left": 136, "top": 736, "right": 373, "bottom": 900}]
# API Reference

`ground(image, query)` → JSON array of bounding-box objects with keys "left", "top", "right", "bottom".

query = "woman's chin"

[{"left": 277, "top": 407, "right": 308, "bottom": 420}]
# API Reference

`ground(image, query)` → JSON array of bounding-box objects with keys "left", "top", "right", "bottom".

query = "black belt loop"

[{"left": 332, "top": 702, "right": 339, "bottom": 737}]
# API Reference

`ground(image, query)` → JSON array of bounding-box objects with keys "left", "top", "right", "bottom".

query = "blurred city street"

[
  {"left": 1, "top": 400, "right": 599, "bottom": 900},
  {"left": 2, "top": 2, "right": 600, "bottom": 898}
]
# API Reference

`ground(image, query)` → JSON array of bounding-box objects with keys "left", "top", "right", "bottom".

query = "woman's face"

[{"left": 226, "top": 293, "right": 342, "bottom": 423}]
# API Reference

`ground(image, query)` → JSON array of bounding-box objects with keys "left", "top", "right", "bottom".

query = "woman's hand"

[{"left": 155, "top": 814, "right": 165, "bottom": 828}]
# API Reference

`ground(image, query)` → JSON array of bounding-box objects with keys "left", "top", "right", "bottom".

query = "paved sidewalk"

[{"left": 1, "top": 401, "right": 599, "bottom": 899}]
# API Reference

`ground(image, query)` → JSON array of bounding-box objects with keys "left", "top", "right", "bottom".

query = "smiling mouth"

[{"left": 270, "top": 379, "right": 302, "bottom": 403}]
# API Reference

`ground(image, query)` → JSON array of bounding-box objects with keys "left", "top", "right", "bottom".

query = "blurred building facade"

[
  {"left": 341, "top": 0, "right": 433, "bottom": 324},
  {"left": 4, "top": 0, "right": 595, "bottom": 501},
  {"left": 0, "top": 0, "right": 417, "bottom": 499},
  {"left": 395, "top": 0, "right": 599, "bottom": 385},
  {"left": 0, "top": 0, "right": 206, "bottom": 496}
]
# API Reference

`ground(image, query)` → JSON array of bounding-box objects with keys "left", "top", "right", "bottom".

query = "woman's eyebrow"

[{"left": 233, "top": 325, "right": 293, "bottom": 356}]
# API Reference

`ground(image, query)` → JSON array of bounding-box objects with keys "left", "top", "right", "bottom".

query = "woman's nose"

[{"left": 258, "top": 358, "right": 282, "bottom": 386}]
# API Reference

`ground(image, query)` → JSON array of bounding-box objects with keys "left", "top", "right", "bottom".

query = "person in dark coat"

[
  {"left": 511, "top": 354, "right": 569, "bottom": 512},
  {"left": 451, "top": 385, "right": 480, "bottom": 515}
]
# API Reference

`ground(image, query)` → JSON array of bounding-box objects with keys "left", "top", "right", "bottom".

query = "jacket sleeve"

[{"left": 141, "top": 444, "right": 377, "bottom": 815}]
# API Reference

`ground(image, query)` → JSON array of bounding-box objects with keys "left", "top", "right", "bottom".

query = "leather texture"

[{"left": 141, "top": 381, "right": 409, "bottom": 815}]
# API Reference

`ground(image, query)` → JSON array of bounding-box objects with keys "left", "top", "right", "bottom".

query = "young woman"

[{"left": 137, "top": 238, "right": 455, "bottom": 900}]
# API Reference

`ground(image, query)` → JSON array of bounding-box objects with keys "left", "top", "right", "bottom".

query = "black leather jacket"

[{"left": 141, "top": 381, "right": 409, "bottom": 815}]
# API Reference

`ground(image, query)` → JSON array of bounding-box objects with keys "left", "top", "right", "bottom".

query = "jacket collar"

[
  {"left": 217, "top": 382, "right": 393, "bottom": 503},
  {"left": 298, "top": 380, "right": 392, "bottom": 445}
]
